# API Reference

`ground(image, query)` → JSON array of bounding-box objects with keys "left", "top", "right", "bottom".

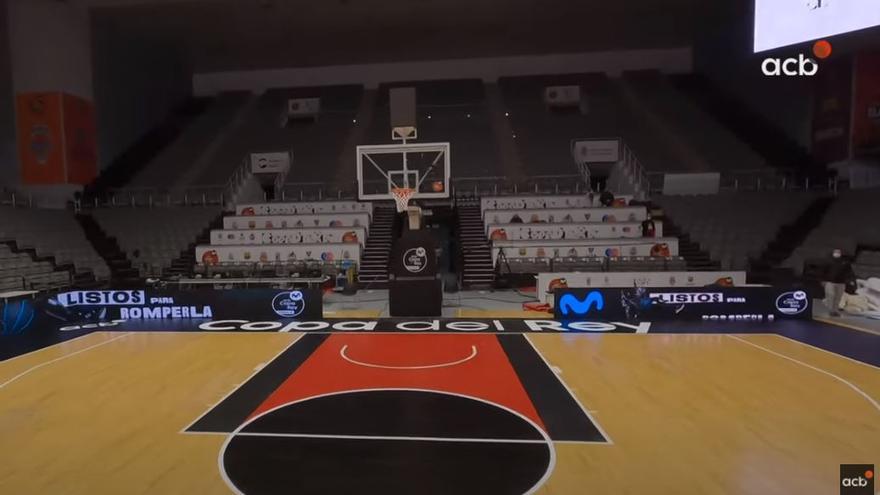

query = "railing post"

[
  {"left": 757, "top": 177, "right": 762, "bottom": 191},
  {"left": 734, "top": 178, "right": 739, "bottom": 190},
  {"left": 805, "top": 177, "right": 810, "bottom": 191},
  {"left": 202, "top": 193, "right": 207, "bottom": 206}
]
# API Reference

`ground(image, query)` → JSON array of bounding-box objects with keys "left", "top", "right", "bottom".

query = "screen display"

[{"left": 754, "top": 0, "right": 880, "bottom": 52}]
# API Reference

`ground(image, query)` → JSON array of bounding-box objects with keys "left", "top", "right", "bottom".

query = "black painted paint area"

[
  {"left": 223, "top": 391, "right": 552, "bottom": 495},
  {"left": 241, "top": 389, "right": 543, "bottom": 440},
  {"left": 186, "top": 334, "right": 328, "bottom": 432},
  {"left": 499, "top": 334, "right": 607, "bottom": 442}
]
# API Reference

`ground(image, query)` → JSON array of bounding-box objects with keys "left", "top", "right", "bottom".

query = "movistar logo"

[{"left": 558, "top": 291, "right": 605, "bottom": 316}]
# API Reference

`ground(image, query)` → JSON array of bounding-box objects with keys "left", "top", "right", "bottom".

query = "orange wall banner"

[
  {"left": 851, "top": 52, "right": 880, "bottom": 158},
  {"left": 16, "top": 92, "right": 98, "bottom": 185},
  {"left": 16, "top": 92, "right": 65, "bottom": 184},
  {"left": 62, "top": 93, "right": 98, "bottom": 185}
]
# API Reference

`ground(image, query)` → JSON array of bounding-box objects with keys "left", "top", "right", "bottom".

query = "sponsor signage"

[
  {"left": 480, "top": 194, "right": 634, "bottom": 213},
  {"left": 195, "top": 319, "right": 652, "bottom": 334},
  {"left": 5, "top": 289, "right": 324, "bottom": 334},
  {"left": 572, "top": 139, "right": 620, "bottom": 163},
  {"left": 484, "top": 206, "right": 647, "bottom": 225},
  {"left": 250, "top": 152, "right": 291, "bottom": 174},
  {"left": 485, "top": 221, "right": 660, "bottom": 241},
  {"left": 195, "top": 243, "right": 360, "bottom": 266},
  {"left": 491, "top": 238, "right": 678, "bottom": 264},
  {"left": 209, "top": 227, "right": 365, "bottom": 246},
  {"left": 553, "top": 287, "right": 812, "bottom": 321},
  {"left": 536, "top": 271, "right": 746, "bottom": 304},
  {"left": 223, "top": 213, "right": 370, "bottom": 231},
  {"left": 235, "top": 201, "right": 372, "bottom": 217}
]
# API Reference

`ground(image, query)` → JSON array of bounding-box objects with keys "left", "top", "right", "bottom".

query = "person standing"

[{"left": 824, "top": 249, "right": 854, "bottom": 317}]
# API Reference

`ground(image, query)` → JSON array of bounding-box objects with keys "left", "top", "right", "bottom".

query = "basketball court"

[{"left": 1, "top": 313, "right": 877, "bottom": 494}]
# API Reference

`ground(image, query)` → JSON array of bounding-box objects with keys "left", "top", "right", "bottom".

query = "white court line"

[
  {"left": 339, "top": 344, "right": 477, "bottom": 370},
  {"left": 224, "top": 431, "right": 548, "bottom": 444},
  {"left": 726, "top": 335, "right": 880, "bottom": 415},
  {"left": 523, "top": 335, "right": 614, "bottom": 445},
  {"left": 179, "top": 333, "right": 305, "bottom": 433},
  {"left": 0, "top": 331, "right": 108, "bottom": 364},
  {"left": 0, "top": 332, "right": 133, "bottom": 390},
  {"left": 772, "top": 334, "right": 880, "bottom": 372}
]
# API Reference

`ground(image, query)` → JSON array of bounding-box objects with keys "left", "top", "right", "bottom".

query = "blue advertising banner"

[{"left": 553, "top": 287, "right": 812, "bottom": 322}]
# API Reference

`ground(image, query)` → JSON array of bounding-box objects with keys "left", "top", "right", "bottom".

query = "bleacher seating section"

[
  {"left": 92, "top": 207, "right": 221, "bottom": 277},
  {"left": 131, "top": 92, "right": 252, "bottom": 188},
  {"left": 194, "top": 201, "right": 374, "bottom": 280},
  {"left": 620, "top": 71, "right": 766, "bottom": 173},
  {"left": 656, "top": 192, "right": 816, "bottom": 271},
  {"left": 0, "top": 207, "right": 110, "bottom": 280},
  {"left": 95, "top": 73, "right": 773, "bottom": 200},
  {"left": 784, "top": 188, "right": 880, "bottom": 274},
  {"left": 475, "top": 194, "right": 676, "bottom": 273},
  {"left": 0, "top": 244, "right": 70, "bottom": 292}
]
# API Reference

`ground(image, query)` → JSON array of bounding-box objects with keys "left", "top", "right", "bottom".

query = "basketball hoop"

[{"left": 391, "top": 187, "right": 415, "bottom": 213}]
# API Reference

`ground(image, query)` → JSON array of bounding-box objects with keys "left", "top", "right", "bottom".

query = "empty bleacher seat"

[{"left": 0, "top": 207, "right": 110, "bottom": 280}]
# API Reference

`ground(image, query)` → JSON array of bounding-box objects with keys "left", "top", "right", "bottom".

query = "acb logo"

[
  {"left": 840, "top": 464, "right": 874, "bottom": 495},
  {"left": 761, "top": 40, "right": 831, "bottom": 77}
]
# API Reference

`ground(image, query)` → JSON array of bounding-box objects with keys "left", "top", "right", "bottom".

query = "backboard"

[{"left": 356, "top": 142, "right": 451, "bottom": 201}]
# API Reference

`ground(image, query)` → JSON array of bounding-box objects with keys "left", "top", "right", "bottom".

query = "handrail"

[{"left": 646, "top": 168, "right": 839, "bottom": 194}]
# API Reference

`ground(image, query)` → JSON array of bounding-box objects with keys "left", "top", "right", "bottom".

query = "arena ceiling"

[{"left": 81, "top": 0, "right": 743, "bottom": 73}]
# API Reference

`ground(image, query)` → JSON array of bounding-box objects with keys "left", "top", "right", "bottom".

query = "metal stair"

[
  {"left": 456, "top": 200, "right": 495, "bottom": 288},
  {"left": 357, "top": 205, "right": 396, "bottom": 288}
]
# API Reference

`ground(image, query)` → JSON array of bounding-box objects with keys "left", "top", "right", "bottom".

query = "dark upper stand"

[{"left": 388, "top": 229, "right": 442, "bottom": 317}]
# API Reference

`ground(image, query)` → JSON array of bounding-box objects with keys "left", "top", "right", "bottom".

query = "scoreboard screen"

[{"left": 754, "top": 0, "right": 880, "bottom": 52}]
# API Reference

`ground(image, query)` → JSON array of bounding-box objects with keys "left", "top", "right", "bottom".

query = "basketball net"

[{"left": 391, "top": 187, "right": 415, "bottom": 213}]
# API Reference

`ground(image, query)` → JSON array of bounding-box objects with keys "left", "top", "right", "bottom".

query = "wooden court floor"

[{"left": 0, "top": 330, "right": 877, "bottom": 494}]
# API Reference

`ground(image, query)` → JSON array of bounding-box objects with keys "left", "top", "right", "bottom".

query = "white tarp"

[
  {"left": 535, "top": 271, "right": 747, "bottom": 304},
  {"left": 840, "top": 277, "right": 880, "bottom": 318},
  {"left": 485, "top": 222, "right": 662, "bottom": 241},
  {"left": 196, "top": 243, "right": 360, "bottom": 265},
  {"left": 235, "top": 201, "right": 371, "bottom": 216},
  {"left": 210, "top": 226, "right": 366, "bottom": 246},
  {"left": 223, "top": 213, "right": 370, "bottom": 231}
]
